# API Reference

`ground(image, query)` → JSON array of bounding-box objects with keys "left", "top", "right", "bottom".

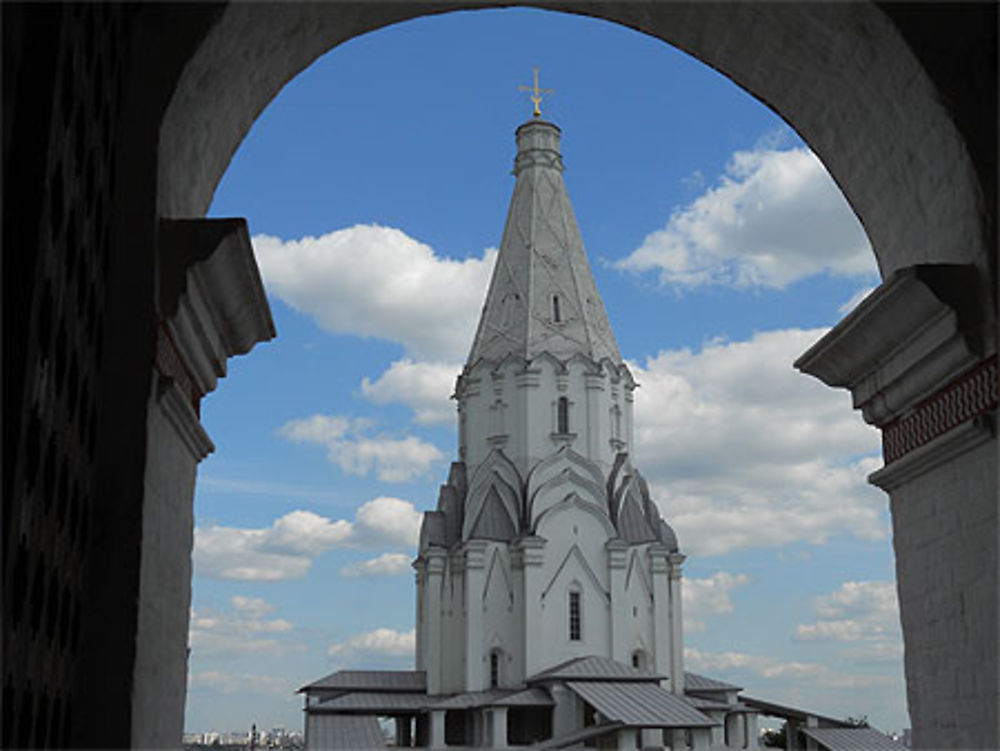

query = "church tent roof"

[
  {"left": 528, "top": 655, "right": 664, "bottom": 683},
  {"left": 299, "top": 670, "right": 426, "bottom": 693},
  {"left": 566, "top": 681, "right": 717, "bottom": 728}
]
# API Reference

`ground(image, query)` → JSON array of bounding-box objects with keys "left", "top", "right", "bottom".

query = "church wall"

[
  {"left": 478, "top": 543, "right": 519, "bottom": 688},
  {"left": 621, "top": 546, "right": 656, "bottom": 670},
  {"left": 529, "top": 506, "right": 614, "bottom": 675}
]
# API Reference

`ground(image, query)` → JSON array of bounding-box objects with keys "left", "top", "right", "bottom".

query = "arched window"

[
  {"left": 557, "top": 396, "right": 569, "bottom": 434},
  {"left": 568, "top": 589, "right": 582, "bottom": 641},
  {"left": 552, "top": 294, "right": 561, "bottom": 322}
]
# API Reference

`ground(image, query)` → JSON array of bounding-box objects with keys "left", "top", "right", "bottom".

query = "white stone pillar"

[
  {"left": 804, "top": 716, "right": 818, "bottom": 751},
  {"left": 429, "top": 710, "right": 446, "bottom": 750},
  {"left": 728, "top": 714, "right": 746, "bottom": 749},
  {"left": 691, "top": 728, "right": 711, "bottom": 751},
  {"left": 550, "top": 684, "right": 577, "bottom": 738},
  {"left": 708, "top": 714, "right": 725, "bottom": 749},
  {"left": 616, "top": 727, "right": 640, "bottom": 749},
  {"left": 464, "top": 541, "right": 489, "bottom": 690},
  {"left": 585, "top": 372, "right": 605, "bottom": 460},
  {"left": 641, "top": 727, "right": 663, "bottom": 748},
  {"left": 607, "top": 540, "right": 628, "bottom": 662},
  {"left": 668, "top": 728, "right": 688, "bottom": 750},
  {"left": 515, "top": 536, "right": 547, "bottom": 676},
  {"left": 745, "top": 713, "right": 759, "bottom": 749},
  {"left": 491, "top": 707, "right": 508, "bottom": 748},
  {"left": 414, "top": 563, "right": 425, "bottom": 672},
  {"left": 668, "top": 553, "right": 687, "bottom": 694},
  {"left": 649, "top": 546, "right": 672, "bottom": 684},
  {"left": 423, "top": 551, "right": 446, "bottom": 694}
]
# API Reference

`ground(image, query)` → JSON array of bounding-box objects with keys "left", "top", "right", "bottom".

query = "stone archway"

[{"left": 3, "top": 3, "right": 994, "bottom": 749}]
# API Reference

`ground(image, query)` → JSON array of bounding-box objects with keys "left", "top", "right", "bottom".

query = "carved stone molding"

[{"left": 795, "top": 264, "right": 996, "bottom": 466}]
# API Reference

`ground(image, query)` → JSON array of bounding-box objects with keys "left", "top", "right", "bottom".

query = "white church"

[{"left": 300, "top": 110, "right": 885, "bottom": 751}]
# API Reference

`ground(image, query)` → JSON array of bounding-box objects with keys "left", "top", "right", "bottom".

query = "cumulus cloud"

[
  {"left": 340, "top": 552, "right": 413, "bottom": 578},
  {"left": 328, "top": 627, "right": 415, "bottom": 660},
  {"left": 189, "top": 670, "right": 291, "bottom": 696},
  {"left": 189, "top": 596, "right": 298, "bottom": 657},
  {"left": 252, "top": 227, "right": 494, "bottom": 361},
  {"left": 195, "top": 498, "right": 422, "bottom": 581},
  {"left": 684, "top": 647, "right": 891, "bottom": 689},
  {"left": 361, "top": 359, "right": 460, "bottom": 425},
  {"left": 279, "top": 414, "right": 444, "bottom": 483},
  {"left": 631, "top": 328, "right": 886, "bottom": 557},
  {"left": 795, "top": 580, "right": 901, "bottom": 655},
  {"left": 683, "top": 572, "right": 750, "bottom": 631},
  {"left": 617, "top": 146, "right": 876, "bottom": 289}
]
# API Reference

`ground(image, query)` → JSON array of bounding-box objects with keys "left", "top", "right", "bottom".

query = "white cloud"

[
  {"left": 617, "top": 146, "right": 876, "bottom": 289},
  {"left": 189, "top": 597, "right": 298, "bottom": 657},
  {"left": 361, "top": 359, "right": 460, "bottom": 425},
  {"left": 795, "top": 580, "right": 901, "bottom": 646},
  {"left": 252, "top": 227, "right": 495, "bottom": 361},
  {"left": 684, "top": 647, "right": 891, "bottom": 689},
  {"left": 683, "top": 572, "right": 749, "bottom": 630},
  {"left": 328, "top": 627, "right": 415, "bottom": 660},
  {"left": 340, "top": 552, "right": 413, "bottom": 578},
  {"left": 189, "top": 670, "right": 291, "bottom": 696},
  {"left": 631, "top": 328, "right": 886, "bottom": 557},
  {"left": 195, "top": 498, "right": 422, "bottom": 581},
  {"left": 279, "top": 414, "right": 444, "bottom": 483}
]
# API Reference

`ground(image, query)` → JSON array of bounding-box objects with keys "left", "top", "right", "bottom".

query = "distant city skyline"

[{"left": 187, "top": 7, "right": 902, "bottom": 735}]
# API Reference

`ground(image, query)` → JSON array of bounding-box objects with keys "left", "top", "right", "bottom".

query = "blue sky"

[{"left": 186, "top": 7, "right": 904, "bottom": 737}]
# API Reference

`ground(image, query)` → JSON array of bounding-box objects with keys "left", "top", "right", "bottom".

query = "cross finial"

[{"left": 519, "top": 67, "right": 553, "bottom": 118}]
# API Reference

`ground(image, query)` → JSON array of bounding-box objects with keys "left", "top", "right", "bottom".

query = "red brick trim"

[{"left": 882, "top": 355, "right": 997, "bottom": 464}]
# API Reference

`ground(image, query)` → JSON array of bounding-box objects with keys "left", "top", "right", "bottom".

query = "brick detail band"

[
  {"left": 882, "top": 355, "right": 998, "bottom": 464},
  {"left": 154, "top": 325, "right": 200, "bottom": 415}
]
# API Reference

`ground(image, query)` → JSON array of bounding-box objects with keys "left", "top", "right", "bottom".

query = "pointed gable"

[{"left": 467, "top": 120, "right": 621, "bottom": 367}]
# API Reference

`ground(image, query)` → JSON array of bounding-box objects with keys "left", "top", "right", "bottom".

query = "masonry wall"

[{"left": 891, "top": 434, "right": 999, "bottom": 749}]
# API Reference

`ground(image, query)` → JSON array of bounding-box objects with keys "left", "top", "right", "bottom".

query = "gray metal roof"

[
  {"left": 801, "top": 727, "right": 906, "bottom": 750},
  {"left": 315, "top": 691, "right": 429, "bottom": 713},
  {"left": 566, "top": 681, "right": 717, "bottom": 728},
  {"left": 529, "top": 655, "right": 664, "bottom": 683},
  {"left": 300, "top": 670, "right": 426, "bottom": 693},
  {"left": 420, "top": 510, "right": 447, "bottom": 548},
  {"left": 531, "top": 721, "right": 625, "bottom": 749},
  {"left": 617, "top": 495, "right": 658, "bottom": 544},
  {"left": 495, "top": 687, "right": 554, "bottom": 707},
  {"left": 740, "top": 695, "right": 851, "bottom": 727},
  {"left": 429, "top": 688, "right": 512, "bottom": 710},
  {"left": 682, "top": 695, "right": 747, "bottom": 712},
  {"left": 684, "top": 672, "right": 742, "bottom": 692},
  {"left": 308, "top": 714, "right": 385, "bottom": 748}
]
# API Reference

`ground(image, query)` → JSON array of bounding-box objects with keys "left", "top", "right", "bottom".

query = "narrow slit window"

[
  {"left": 490, "top": 651, "right": 500, "bottom": 688},
  {"left": 557, "top": 397, "right": 569, "bottom": 434},
  {"left": 552, "top": 295, "right": 561, "bottom": 322},
  {"left": 569, "top": 590, "right": 581, "bottom": 641}
]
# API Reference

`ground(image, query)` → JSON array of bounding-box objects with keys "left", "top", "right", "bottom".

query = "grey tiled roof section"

[
  {"left": 316, "top": 692, "right": 429, "bottom": 712},
  {"left": 617, "top": 496, "right": 658, "bottom": 544},
  {"left": 684, "top": 672, "right": 742, "bottom": 692},
  {"left": 469, "top": 486, "right": 516, "bottom": 541},
  {"left": 567, "top": 681, "right": 717, "bottom": 728},
  {"left": 421, "top": 511, "right": 446, "bottom": 548},
  {"left": 495, "top": 687, "right": 554, "bottom": 707},
  {"left": 801, "top": 727, "right": 906, "bottom": 750},
  {"left": 657, "top": 519, "right": 679, "bottom": 552},
  {"left": 310, "top": 714, "right": 385, "bottom": 748},
  {"left": 530, "top": 655, "right": 663, "bottom": 682},
  {"left": 300, "top": 670, "right": 426, "bottom": 692}
]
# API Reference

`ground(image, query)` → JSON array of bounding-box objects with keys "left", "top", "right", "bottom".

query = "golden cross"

[{"left": 519, "top": 67, "right": 553, "bottom": 118}]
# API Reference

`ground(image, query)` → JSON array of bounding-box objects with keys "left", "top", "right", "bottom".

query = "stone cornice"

[
  {"left": 157, "top": 218, "right": 276, "bottom": 401},
  {"left": 155, "top": 375, "right": 214, "bottom": 461},
  {"left": 795, "top": 264, "right": 994, "bottom": 428}
]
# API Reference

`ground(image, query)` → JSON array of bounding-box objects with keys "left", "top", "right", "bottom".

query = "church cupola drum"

[{"left": 415, "top": 114, "right": 685, "bottom": 699}]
